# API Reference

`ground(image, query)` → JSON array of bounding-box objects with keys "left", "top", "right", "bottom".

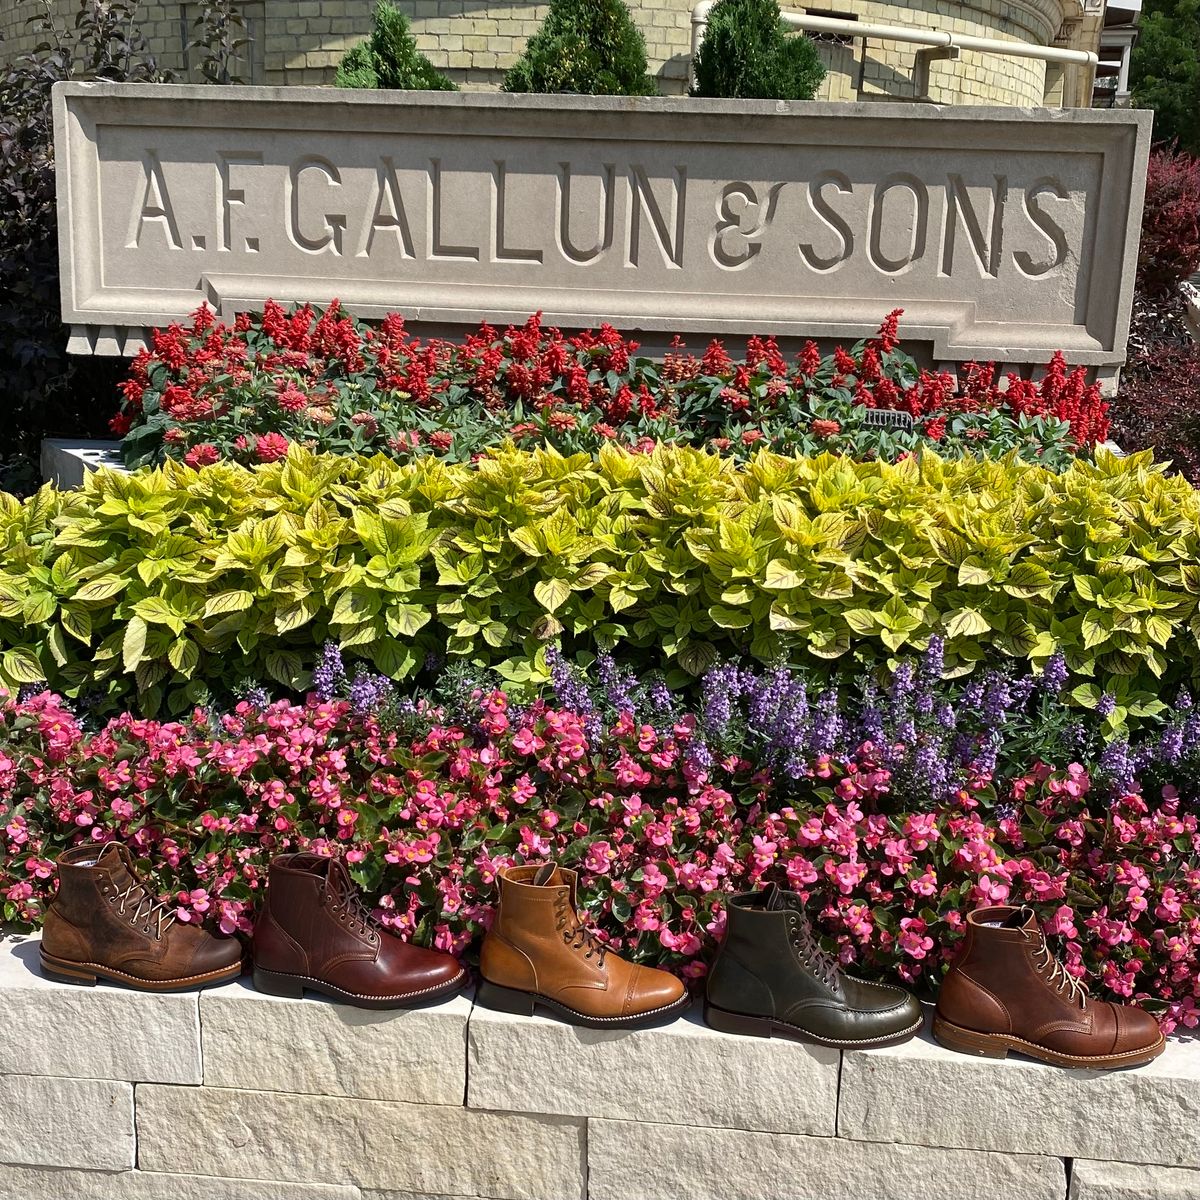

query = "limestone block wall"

[
  {"left": 1, "top": 930, "right": 1199, "bottom": 1200},
  {"left": 0, "top": 0, "right": 1094, "bottom": 104}
]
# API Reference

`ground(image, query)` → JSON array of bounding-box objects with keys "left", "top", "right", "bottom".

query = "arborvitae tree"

[
  {"left": 1131, "top": 0, "right": 1200, "bottom": 154},
  {"left": 691, "top": 0, "right": 825, "bottom": 100},
  {"left": 503, "top": 0, "right": 658, "bottom": 96},
  {"left": 335, "top": 1, "right": 456, "bottom": 91}
]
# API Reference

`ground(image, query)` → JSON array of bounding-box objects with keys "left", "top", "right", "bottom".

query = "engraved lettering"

[
  {"left": 557, "top": 162, "right": 616, "bottom": 265},
  {"left": 491, "top": 160, "right": 542, "bottom": 264},
  {"left": 361, "top": 156, "right": 414, "bottom": 258},
  {"left": 428, "top": 158, "right": 480, "bottom": 262},
  {"left": 711, "top": 181, "right": 784, "bottom": 270},
  {"left": 288, "top": 156, "right": 346, "bottom": 255},
  {"left": 628, "top": 165, "right": 687, "bottom": 269},
  {"left": 942, "top": 173, "right": 1006, "bottom": 278},
  {"left": 868, "top": 173, "right": 929, "bottom": 275},
  {"left": 128, "top": 150, "right": 181, "bottom": 250},
  {"left": 218, "top": 151, "right": 262, "bottom": 253},
  {"left": 1014, "top": 177, "right": 1070, "bottom": 277},
  {"left": 799, "top": 170, "right": 855, "bottom": 272}
]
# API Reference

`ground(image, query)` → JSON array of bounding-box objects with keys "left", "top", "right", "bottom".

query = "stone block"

[
  {"left": 467, "top": 1005, "right": 838, "bottom": 1135},
  {"left": 1070, "top": 1159, "right": 1200, "bottom": 1199},
  {"left": 0, "top": 935, "right": 200, "bottom": 1083},
  {"left": 137, "top": 1085, "right": 585, "bottom": 1198},
  {"left": 0, "top": 1166, "right": 359, "bottom": 1200},
  {"left": 0, "top": 1075, "right": 134, "bottom": 1171},
  {"left": 839, "top": 1028, "right": 1200, "bottom": 1168},
  {"left": 587, "top": 1118, "right": 1066, "bottom": 1200},
  {"left": 40, "top": 439, "right": 127, "bottom": 488},
  {"left": 200, "top": 977, "right": 470, "bottom": 1104}
]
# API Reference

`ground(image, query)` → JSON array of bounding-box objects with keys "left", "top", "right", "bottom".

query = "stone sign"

[{"left": 54, "top": 84, "right": 1151, "bottom": 383}]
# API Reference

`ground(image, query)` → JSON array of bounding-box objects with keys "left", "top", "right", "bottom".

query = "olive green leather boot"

[{"left": 705, "top": 884, "right": 923, "bottom": 1049}]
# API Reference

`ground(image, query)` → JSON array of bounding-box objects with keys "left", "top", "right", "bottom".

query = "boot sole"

[
  {"left": 704, "top": 1000, "right": 924, "bottom": 1049},
  {"left": 39, "top": 949, "right": 243, "bottom": 992},
  {"left": 252, "top": 964, "right": 469, "bottom": 1010},
  {"left": 477, "top": 978, "right": 691, "bottom": 1029},
  {"left": 932, "top": 1014, "right": 1167, "bottom": 1069}
]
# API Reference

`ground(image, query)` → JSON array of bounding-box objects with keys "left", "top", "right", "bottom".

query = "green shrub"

[
  {"left": 691, "top": 0, "right": 825, "bottom": 100},
  {"left": 335, "top": 1, "right": 456, "bottom": 91},
  {"left": 503, "top": 0, "right": 657, "bottom": 96},
  {"left": 1, "top": 445, "right": 1198, "bottom": 719}
]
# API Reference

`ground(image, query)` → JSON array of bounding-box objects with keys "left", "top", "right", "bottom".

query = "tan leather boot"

[
  {"left": 478, "top": 863, "right": 689, "bottom": 1028},
  {"left": 40, "top": 843, "right": 244, "bottom": 991},
  {"left": 934, "top": 905, "right": 1165, "bottom": 1069}
]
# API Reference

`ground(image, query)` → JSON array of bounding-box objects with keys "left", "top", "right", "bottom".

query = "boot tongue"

[
  {"left": 95, "top": 843, "right": 138, "bottom": 892},
  {"left": 533, "top": 863, "right": 564, "bottom": 887},
  {"left": 764, "top": 883, "right": 788, "bottom": 912},
  {"left": 326, "top": 856, "right": 353, "bottom": 898}
]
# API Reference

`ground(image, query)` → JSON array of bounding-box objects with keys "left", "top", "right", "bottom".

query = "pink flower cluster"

[{"left": 2, "top": 690, "right": 1197, "bottom": 1031}]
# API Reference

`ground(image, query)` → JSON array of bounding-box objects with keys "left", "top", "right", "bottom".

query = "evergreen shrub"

[{"left": 335, "top": 1, "right": 456, "bottom": 91}]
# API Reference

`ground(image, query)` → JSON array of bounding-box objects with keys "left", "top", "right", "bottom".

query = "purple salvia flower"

[
  {"left": 313, "top": 642, "right": 346, "bottom": 703},
  {"left": 1041, "top": 651, "right": 1068, "bottom": 695},
  {"left": 1096, "top": 693, "right": 1117, "bottom": 719}
]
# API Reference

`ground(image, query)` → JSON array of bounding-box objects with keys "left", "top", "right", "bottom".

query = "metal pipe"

[{"left": 690, "top": 2, "right": 1100, "bottom": 68}]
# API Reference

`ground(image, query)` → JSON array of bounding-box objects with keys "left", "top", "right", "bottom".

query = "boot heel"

[
  {"left": 932, "top": 1015, "right": 1008, "bottom": 1059},
  {"left": 704, "top": 1002, "right": 773, "bottom": 1038},
  {"left": 477, "top": 979, "right": 536, "bottom": 1016},
  {"left": 39, "top": 951, "right": 97, "bottom": 986},
  {"left": 252, "top": 967, "right": 305, "bottom": 999}
]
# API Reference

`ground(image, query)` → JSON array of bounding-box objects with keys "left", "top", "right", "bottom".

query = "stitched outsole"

[
  {"left": 40, "top": 950, "right": 243, "bottom": 992},
  {"left": 477, "top": 978, "right": 692, "bottom": 1028},
  {"left": 705, "top": 1000, "right": 924, "bottom": 1048},
  {"left": 933, "top": 1014, "right": 1167, "bottom": 1069},
  {"left": 253, "top": 964, "right": 469, "bottom": 1009}
]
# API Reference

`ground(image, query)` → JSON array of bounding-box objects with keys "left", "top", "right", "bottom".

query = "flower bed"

[
  {"left": 2, "top": 646, "right": 1198, "bottom": 1030},
  {"left": 1, "top": 444, "right": 1196, "bottom": 714},
  {"left": 112, "top": 303, "right": 1107, "bottom": 471}
]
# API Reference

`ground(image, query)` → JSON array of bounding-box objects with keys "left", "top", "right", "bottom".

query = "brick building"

[{"left": 1, "top": 0, "right": 1112, "bottom": 105}]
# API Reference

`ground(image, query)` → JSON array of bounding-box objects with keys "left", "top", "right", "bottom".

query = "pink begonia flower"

[{"left": 583, "top": 841, "right": 615, "bottom": 875}]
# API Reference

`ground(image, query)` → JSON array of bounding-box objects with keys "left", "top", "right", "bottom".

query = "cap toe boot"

[
  {"left": 934, "top": 905, "right": 1166, "bottom": 1069},
  {"left": 252, "top": 853, "right": 466, "bottom": 1009},
  {"left": 478, "top": 863, "right": 690, "bottom": 1028},
  {"left": 40, "top": 843, "right": 244, "bottom": 990},
  {"left": 705, "top": 884, "right": 923, "bottom": 1048}
]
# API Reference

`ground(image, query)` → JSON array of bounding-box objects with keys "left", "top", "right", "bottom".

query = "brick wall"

[{"left": 1, "top": 0, "right": 1097, "bottom": 104}]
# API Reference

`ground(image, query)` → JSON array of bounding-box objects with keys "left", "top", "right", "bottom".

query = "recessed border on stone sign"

[{"left": 53, "top": 83, "right": 1151, "bottom": 383}]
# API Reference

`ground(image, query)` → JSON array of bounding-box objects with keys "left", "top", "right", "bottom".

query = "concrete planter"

[{"left": 1, "top": 931, "right": 1197, "bottom": 1199}]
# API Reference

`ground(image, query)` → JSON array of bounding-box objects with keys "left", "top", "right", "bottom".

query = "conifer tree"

[{"left": 335, "top": 1, "right": 456, "bottom": 91}]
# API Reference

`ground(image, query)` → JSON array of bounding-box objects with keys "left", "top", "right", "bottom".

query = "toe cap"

[
  {"left": 629, "top": 965, "right": 688, "bottom": 1015},
  {"left": 1112, "top": 1003, "right": 1165, "bottom": 1056}
]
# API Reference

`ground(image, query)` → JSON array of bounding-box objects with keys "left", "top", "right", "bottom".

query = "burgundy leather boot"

[
  {"left": 41, "top": 843, "right": 243, "bottom": 990},
  {"left": 935, "top": 905, "right": 1165, "bottom": 1069},
  {"left": 252, "top": 853, "right": 466, "bottom": 1009}
]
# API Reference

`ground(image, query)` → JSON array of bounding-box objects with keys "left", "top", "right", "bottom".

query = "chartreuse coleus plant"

[{"left": 0, "top": 444, "right": 1197, "bottom": 718}]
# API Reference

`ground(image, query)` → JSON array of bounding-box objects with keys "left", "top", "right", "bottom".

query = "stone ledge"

[
  {"left": 838, "top": 1024, "right": 1200, "bottom": 1169},
  {"left": 1070, "top": 1159, "right": 1200, "bottom": 1199},
  {"left": 135, "top": 1084, "right": 586, "bottom": 1199},
  {"left": 0, "top": 1166, "right": 360, "bottom": 1200},
  {"left": 586, "top": 1116, "right": 1067, "bottom": 1200},
  {"left": 0, "top": 934, "right": 201, "bottom": 1085},
  {"left": 0, "top": 1074, "right": 134, "bottom": 1172},
  {"left": 201, "top": 977, "right": 471, "bottom": 1105},
  {"left": 467, "top": 1003, "right": 839, "bottom": 1136},
  {"left": 39, "top": 439, "right": 125, "bottom": 488}
]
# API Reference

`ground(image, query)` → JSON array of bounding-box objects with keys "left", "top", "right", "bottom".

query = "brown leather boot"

[
  {"left": 934, "top": 905, "right": 1165, "bottom": 1069},
  {"left": 478, "top": 863, "right": 689, "bottom": 1028},
  {"left": 252, "top": 853, "right": 466, "bottom": 1009},
  {"left": 40, "top": 843, "right": 244, "bottom": 990}
]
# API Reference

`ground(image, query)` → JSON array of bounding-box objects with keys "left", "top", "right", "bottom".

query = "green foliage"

[
  {"left": 2, "top": 444, "right": 1199, "bottom": 718},
  {"left": 503, "top": 0, "right": 657, "bottom": 96},
  {"left": 691, "top": 0, "right": 824, "bottom": 100},
  {"left": 1132, "top": 0, "right": 1200, "bottom": 154},
  {"left": 334, "top": 1, "right": 456, "bottom": 91}
]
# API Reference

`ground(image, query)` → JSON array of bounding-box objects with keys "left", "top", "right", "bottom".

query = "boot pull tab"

[{"left": 533, "top": 863, "right": 558, "bottom": 887}]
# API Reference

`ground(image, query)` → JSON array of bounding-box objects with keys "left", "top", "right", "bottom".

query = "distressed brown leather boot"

[
  {"left": 40, "top": 843, "right": 244, "bottom": 990},
  {"left": 252, "top": 853, "right": 466, "bottom": 1009},
  {"left": 478, "top": 863, "right": 689, "bottom": 1028},
  {"left": 705, "top": 885, "right": 923, "bottom": 1048},
  {"left": 934, "top": 905, "right": 1165, "bottom": 1069}
]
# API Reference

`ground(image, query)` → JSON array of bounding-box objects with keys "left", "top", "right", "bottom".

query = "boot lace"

[
  {"left": 322, "top": 864, "right": 381, "bottom": 943},
  {"left": 553, "top": 892, "right": 608, "bottom": 966},
  {"left": 788, "top": 914, "right": 841, "bottom": 990},
  {"left": 114, "top": 881, "right": 176, "bottom": 940},
  {"left": 1031, "top": 936, "right": 1088, "bottom": 1008}
]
